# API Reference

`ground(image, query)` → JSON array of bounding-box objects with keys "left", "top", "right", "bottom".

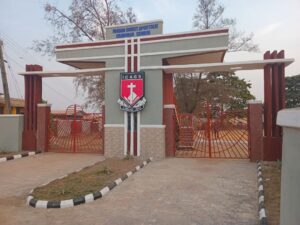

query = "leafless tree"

[
  {"left": 175, "top": 0, "right": 258, "bottom": 113},
  {"left": 32, "top": 0, "right": 137, "bottom": 109},
  {"left": 193, "top": 0, "right": 258, "bottom": 52}
]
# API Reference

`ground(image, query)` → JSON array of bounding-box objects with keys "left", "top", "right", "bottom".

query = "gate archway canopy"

[{"left": 19, "top": 58, "right": 294, "bottom": 77}]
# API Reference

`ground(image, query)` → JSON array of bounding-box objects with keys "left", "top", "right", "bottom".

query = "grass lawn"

[
  {"left": 32, "top": 158, "right": 141, "bottom": 201},
  {"left": 263, "top": 161, "right": 281, "bottom": 225}
]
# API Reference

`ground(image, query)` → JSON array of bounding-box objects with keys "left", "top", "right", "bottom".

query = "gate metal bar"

[
  {"left": 48, "top": 104, "right": 103, "bottom": 154},
  {"left": 177, "top": 104, "right": 249, "bottom": 159}
]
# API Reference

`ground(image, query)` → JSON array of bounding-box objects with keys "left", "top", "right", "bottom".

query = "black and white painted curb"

[
  {"left": 27, "top": 157, "right": 153, "bottom": 209},
  {"left": 0, "top": 151, "right": 41, "bottom": 163},
  {"left": 257, "top": 161, "right": 268, "bottom": 225}
]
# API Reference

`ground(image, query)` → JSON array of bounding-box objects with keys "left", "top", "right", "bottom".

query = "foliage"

[
  {"left": 32, "top": 0, "right": 137, "bottom": 109},
  {"left": 98, "top": 166, "right": 113, "bottom": 175},
  {"left": 175, "top": 72, "right": 255, "bottom": 113},
  {"left": 285, "top": 74, "right": 300, "bottom": 108},
  {"left": 174, "top": 0, "right": 258, "bottom": 113}
]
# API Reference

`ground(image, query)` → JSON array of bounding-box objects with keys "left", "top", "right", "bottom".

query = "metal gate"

[
  {"left": 48, "top": 104, "right": 103, "bottom": 153},
  {"left": 176, "top": 103, "right": 249, "bottom": 159}
]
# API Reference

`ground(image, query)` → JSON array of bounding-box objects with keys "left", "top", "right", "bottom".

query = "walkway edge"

[
  {"left": 0, "top": 151, "right": 41, "bottom": 163},
  {"left": 27, "top": 157, "right": 153, "bottom": 209},
  {"left": 257, "top": 161, "right": 268, "bottom": 225}
]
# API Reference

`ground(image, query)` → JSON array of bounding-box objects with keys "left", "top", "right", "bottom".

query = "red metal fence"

[
  {"left": 176, "top": 104, "right": 249, "bottom": 159},
  {"left": 48, "top": 104, "right": 104, "bottom": 154}
]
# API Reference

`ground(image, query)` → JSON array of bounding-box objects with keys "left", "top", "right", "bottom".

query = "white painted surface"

[
  {"left": 84, "top": 193, "right": 94, "bottom": 203},
  {"left": 36, "top": 200, "right": 48, "bottom": 209},
  {"left": 277, "top": 108, "right": 300, "bottom": 129},
  {"left": 114, "top": 178, "right": 122, "bottom": 185},
  {"left": 100, "top": 187, "right": 110, "bottom": 196},
  {"left": 60, "top": 199, "right": 74, "bottom": 208}
]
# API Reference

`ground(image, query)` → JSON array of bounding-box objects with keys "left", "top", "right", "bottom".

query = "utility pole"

[{"left": 0, "top": 39, "right": 11, "bottom": 114}]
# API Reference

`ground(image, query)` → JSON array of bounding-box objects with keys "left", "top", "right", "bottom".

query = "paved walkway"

[{"left": 0, "top": 157, "right": 258, "bottom": 225}]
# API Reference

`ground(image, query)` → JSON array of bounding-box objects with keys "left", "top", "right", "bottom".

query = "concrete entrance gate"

[{"left": 19, "top": 20, "right": 294, "bottom": 161}]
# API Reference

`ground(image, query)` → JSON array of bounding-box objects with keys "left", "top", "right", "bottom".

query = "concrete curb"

[
  {"left": 257, "top": 161, "right": 268, "bottom": 225},
  {"left": 27, "top": 157, "right": 153, "bottom": 209},
  {"left": 0, "top": 151, "right": 41, "bottom": 163}
]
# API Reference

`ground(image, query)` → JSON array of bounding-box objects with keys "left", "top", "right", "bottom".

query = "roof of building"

[{"left": 0, "top": 95, "right": 25, "bottom": 108}]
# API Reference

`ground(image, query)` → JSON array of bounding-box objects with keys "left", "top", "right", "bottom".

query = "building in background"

[{"left": 0, "top": 93, "right": 24, "bottom": 114}]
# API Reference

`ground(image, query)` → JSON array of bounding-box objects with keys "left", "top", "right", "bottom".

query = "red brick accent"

[
  {"left": 248, "top": 102, "right": 263, "bottom": 162},
  {"left": 22, "top": 65, "right": 43, "bottom": 151},
  {"left": 36, "top": 104, "right": 51, "bottom": 152}
]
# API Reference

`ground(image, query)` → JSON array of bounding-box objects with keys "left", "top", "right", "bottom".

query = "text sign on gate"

[
  {"left": 117, "top": 71, "right": 146, "bottom": 112},
  {"left": 106, "top": 20, "right": 163, "bottom": 40}
]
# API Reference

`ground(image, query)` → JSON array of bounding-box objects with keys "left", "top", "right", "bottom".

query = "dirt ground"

[
  {"left": 33, "top": 158, "right": 141, "bottom": 200},
  {"left": 263, "top": 161, "right": 281, "bottom": 225}
]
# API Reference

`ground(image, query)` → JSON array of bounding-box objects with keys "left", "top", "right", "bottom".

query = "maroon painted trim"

[
  {"left": 140, "top": 29, "right": 228, "bottom": 42},
  {"left": 221, "top": 50, "right": 226, "bottom": 62},
  {"left": 134, "top": 56, "right": 138, "bottom": 72},
  {"left": 133, "top": 39, "right": 138, "bottom": 156},
  {"left": 56, "top": 40, "right": 125, "bottom": 50},
  {"left": 134, "top": 44, "right": 138, "bottom": 54},
  {"left": 127, "top": 57, "right": 132, "bottom": 73},
  {"left": 264, "top": 51, "right": 272, "bottom": 138},
  {"left": 55, "top": 29, "right": 228, "bottom": 50},
  {"left": 277, "top": 50, "right": 285, "bottom": 109},
  {"left": 271, "top": 51, "right": 280, "bottom": 137}
]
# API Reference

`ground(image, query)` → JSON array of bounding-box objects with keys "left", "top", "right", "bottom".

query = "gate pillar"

[
  {"left": 22, "top": 65, "right": 43, "bottom": 151},
  {"left": 37, "top": 104, "right": 51, "bottom": 152},
  {"left": 263, "top": 50, "right": 285, "bottom": 160},
  {"left": 248, "top": 100, "right": 263, "bottom": 161},
  {"left": 163, "top": 72, "right": 176, "bottom": 157}
]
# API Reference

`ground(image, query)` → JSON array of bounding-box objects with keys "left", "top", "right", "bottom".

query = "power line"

[
  {"left": 0, "top": 31, "right": 78, "bottom": 105},
  {"left": 43, "top": 81, "right": 75, "bottom": 103},
  {"left": 3, "top": 47, "right": 24, "bottom": 98},
  {"left": 0, "top": 31, "right": 43, "bottom": 65}
]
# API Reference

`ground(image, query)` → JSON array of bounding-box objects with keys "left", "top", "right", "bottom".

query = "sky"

[{"left": 0, "top": 0, "right": 299, "bottom": 110}]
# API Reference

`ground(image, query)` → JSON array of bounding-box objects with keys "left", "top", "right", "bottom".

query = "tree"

[
  {"left": 33, "top": 0, "right": 137, "bottom": 109},
  {"left": 193, "top": 0, "right": 258, "bottom": 52},
  {"left": 175, "top": 72, "right": 254, "bottom": 113},
  {"left": 174, "top": 0, "right": 258, "bottom": 113},
  {"left": 285, "top": 74, "right": 300, "bottom": 108}
]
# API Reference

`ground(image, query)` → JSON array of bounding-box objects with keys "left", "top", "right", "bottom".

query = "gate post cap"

[
  {"left": 247, "top": 100, "right": 262, "bottom": 104},
  {"left": 37, "top": 103, "right": 52, "bottom": 107}
]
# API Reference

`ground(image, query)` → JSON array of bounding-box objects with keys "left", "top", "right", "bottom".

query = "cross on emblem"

[{"left": 126, "top": 82, "right": 137, "bottom": 104}]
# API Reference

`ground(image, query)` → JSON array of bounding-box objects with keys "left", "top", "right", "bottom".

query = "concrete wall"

[
  {"left": 0, "top": 115, "right": 24, "bottom": 152},
  {"left": 277, "top": 108, "right": 300, "bottom": 225}
]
